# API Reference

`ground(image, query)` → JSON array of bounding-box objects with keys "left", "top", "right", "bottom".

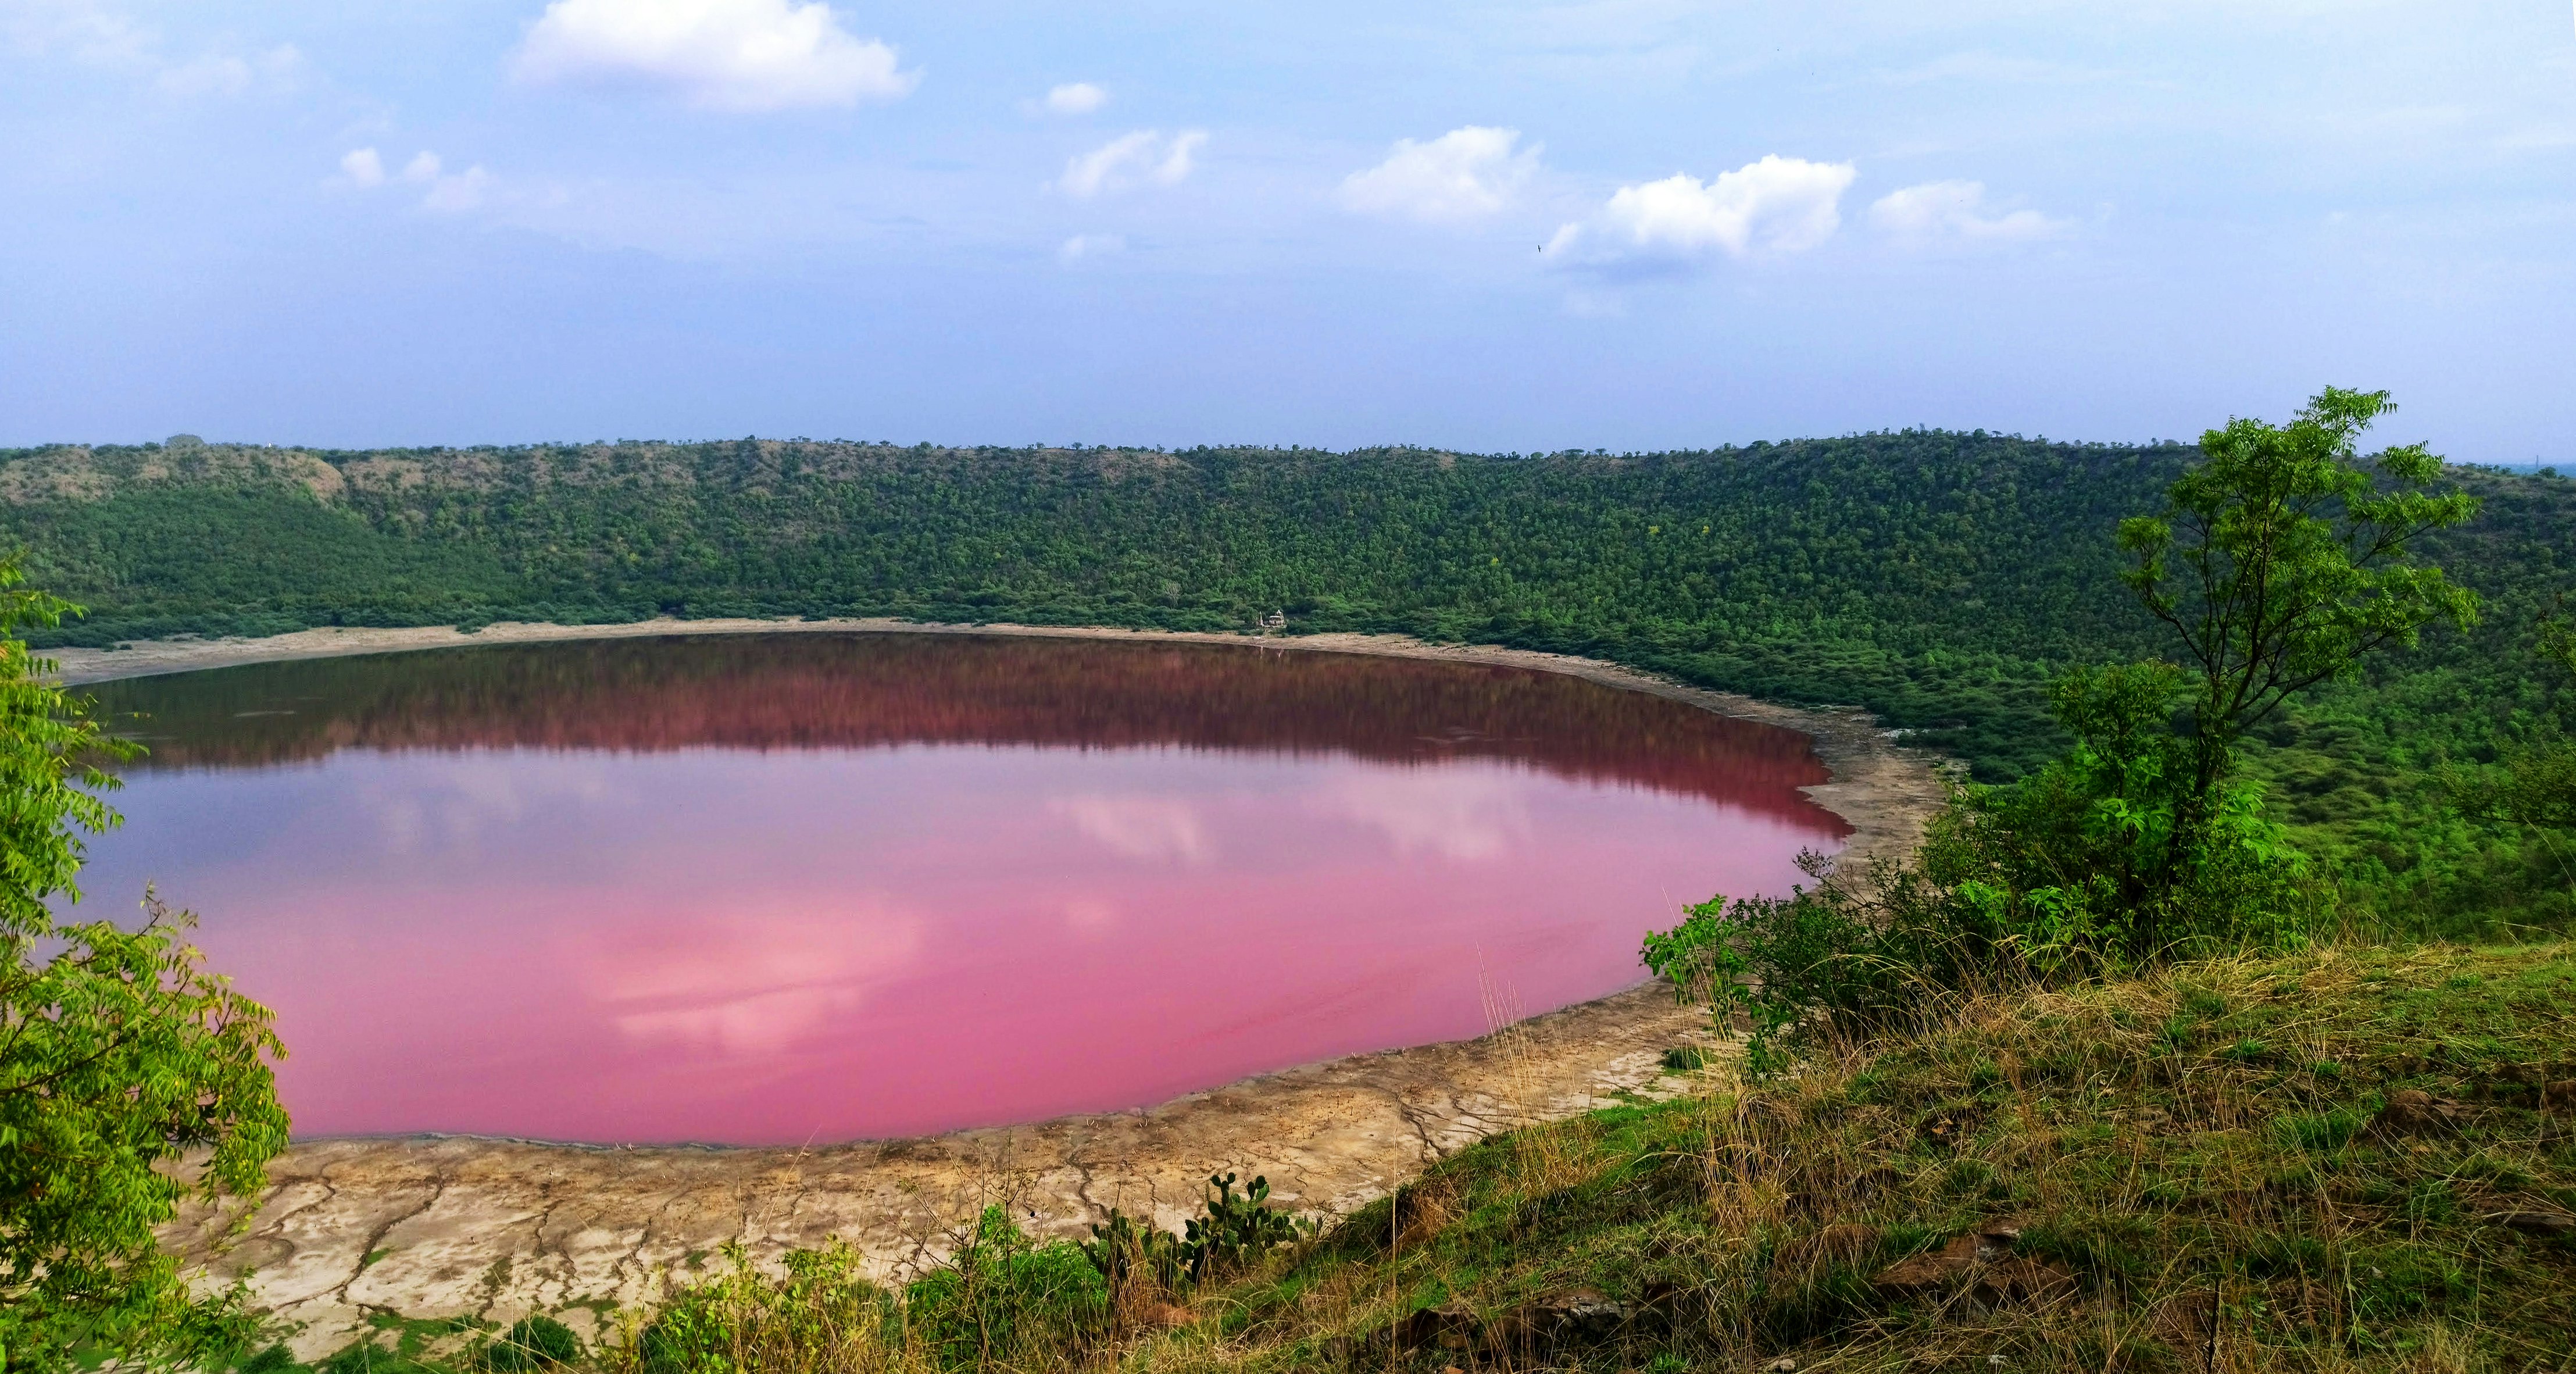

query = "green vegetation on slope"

[
  {"left": 1, "top": 430, "right": 2569, "bottom": 930},
  {"left": 1182, "top": 943, "right": 2576, "bottom": 1374}
]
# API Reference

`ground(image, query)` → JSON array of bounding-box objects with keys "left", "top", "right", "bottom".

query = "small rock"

[
  {"left": 1482, "top": 1288, "right": 1635, "bottom": 1350},
  {"left": 1974, "top": 1222, "right": 2024, "bottom": 1257},
  {"left": 1387, "top": 1301, "right": 1477, "bottom": 1352},
  {"left": 2496, "top": 1211, "right": 2576, "bottom": 1237},
  {"left": 2372, "top": 1089, "right": 2457, "bottom": 1136},
  {"left": 1870, "top": 1233, "right": 1982, "bottom": 1297},
  {"left": 1871, "top": 1227, "right": 2066, "bottom": 1306},
  {"left": 1972, "top": 1257, "right": 2076, "bottom": 1305}
]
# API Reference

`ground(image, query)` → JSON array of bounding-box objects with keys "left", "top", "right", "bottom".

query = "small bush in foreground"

[
  {"left": 487, "top": 1316, "right": 581, "bottom": 1372},
  {"left": 611, "top": 1173, "right": 1319, "bottom": 1374}
]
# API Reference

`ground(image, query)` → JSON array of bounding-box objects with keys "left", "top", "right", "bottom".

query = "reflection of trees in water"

[{"left": 90, "top": 636, "right": 1845, "bottom": 828}]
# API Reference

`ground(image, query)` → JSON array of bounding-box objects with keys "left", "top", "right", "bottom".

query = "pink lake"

[{"left": 78, "top": 634, "right": 1845, "bottom": 1146}]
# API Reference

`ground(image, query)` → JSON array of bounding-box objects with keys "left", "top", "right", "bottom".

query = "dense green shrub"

[
  {"left": 632, "top": 1243, "right": 887, "bottom": 1374},
  {"left": 901, "top": 1209, "right": 1105, "bottom": 1371}
]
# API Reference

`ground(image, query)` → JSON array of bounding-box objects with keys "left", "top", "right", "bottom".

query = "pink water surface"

[{"left": 80, "top": 635, "right": 1846, "bottom": 1145}]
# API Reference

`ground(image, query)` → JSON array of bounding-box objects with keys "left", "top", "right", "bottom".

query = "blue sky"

[{"left": 2, "top": 1, "right": 2571, "bottom": 459}]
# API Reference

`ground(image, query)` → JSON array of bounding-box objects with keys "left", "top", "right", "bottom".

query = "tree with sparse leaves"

[
  {"left": 0, "top": 559, "right": 289, "bottom": 1373},
  {"left": 2107, "top": 387, "right": 2480, "bottom": 947}
]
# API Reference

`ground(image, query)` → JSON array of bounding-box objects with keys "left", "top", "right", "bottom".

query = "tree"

[
  {"left": 1642, "top": 390, "right": 2488, "bottom": 1058},
  {"left": 2113, "top": 387, "right": 2479, "bottom": 944},
  {"left": 0, "top": 560, "right": 290, "bottom": 1372}
]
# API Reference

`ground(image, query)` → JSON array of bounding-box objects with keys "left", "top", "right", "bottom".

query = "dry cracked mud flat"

[
  {"left": 112, "top": 624, "right": 1947, "bottom": 1359},
  {"left": 166, "top": 988, "right": 1716, "bottom": 1359}
]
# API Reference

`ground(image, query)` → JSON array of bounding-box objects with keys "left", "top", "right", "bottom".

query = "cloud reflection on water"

[
  {"left": 584, "top": 898, "right": 925, "bottom": 1057},
  {"left": 1312, "top": 770, "right": 1534, "bottom": 861},
  {"left": 1049, "top": 794, "right": 1217, "bottom": 864}
]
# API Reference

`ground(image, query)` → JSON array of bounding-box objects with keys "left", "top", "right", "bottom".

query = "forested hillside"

[{"left": 3, "top": 431, "right": 2570, "bottom": 930}]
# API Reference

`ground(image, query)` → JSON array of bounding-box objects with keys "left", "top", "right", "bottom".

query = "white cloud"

[
  {"left": 1058, "top": 233, "right": 1126, "bottom": 262},
  {"left": 1539, "top": 155, "right": 1853, "bottom": 281},
  {"left": 1043, "top": 81, "right": 1107, "bottom": 115},
  {"left": 1339, "top": 126, "right": 1539, "bottom": 223},
  {"left": 1868, "top": 180, "right": 2066, "bottom": 245},
  {"left": 340, "top": 147, "right": 385, "bottom": 187},
  {"left": 1606, "top": 155, "right": 1854, "bottom": 256},
  {"left": 1058, "top": 129, "right": 1206, "bottom": 197},
  {"left": 513, "top": 0, "right": 919, "bottom": 112},
  {"left": 336, "top": 148, "right": 500, "bottom": 214}
]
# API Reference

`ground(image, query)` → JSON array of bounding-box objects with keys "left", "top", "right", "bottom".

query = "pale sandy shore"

[{"left": 110, "top": 619, "right": 1946, "bottom": 1358}]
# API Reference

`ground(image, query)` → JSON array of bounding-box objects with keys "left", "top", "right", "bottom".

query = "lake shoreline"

[
  {"left": 125, "top": 619, "right": 1947, "bottom": 1356},
  {"left": 53, "top": 616, "right": 1943, "bottom": 874}
]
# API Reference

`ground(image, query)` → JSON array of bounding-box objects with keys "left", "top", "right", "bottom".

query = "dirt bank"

[{"left": 105, "top": 621, "right": 1945, "bottom": 1358}]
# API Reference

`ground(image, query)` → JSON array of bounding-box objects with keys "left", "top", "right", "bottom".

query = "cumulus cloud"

[
  {"left": 1058, "top": 129, "right": 1206, "bottom": 197},
  {"left": 513, "top": 0, "right": 919, "bottom": 112},
  {"left": 1544, "top": 155, "right": 1855, "bottom": 272},
  {"left": 1338, "top": 126, "right": 1539, "bottom": 222},
  {"left": 1868, "top": 180, "right": 2066, "bottom": 245},
  {"left": 1058, "top": 233, "right": 1126, "bottom": 262},
  {"left": 335, "top": 148, "right": 498, "bottom": 213},
  {"left": 1042, "top": 81, "right": 1107, "bottom": 115},
  {"left": 1616, "top": 155, "right": 1854, "bottom": 255}
]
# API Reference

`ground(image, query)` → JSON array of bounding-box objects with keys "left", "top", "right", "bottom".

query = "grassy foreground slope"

[
  {"left": 2, "top": 434, "right": 2571, "bottom": 927},
  {"left": 1117, "top": 944, "right": 2576, "bottom": 1374}
]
